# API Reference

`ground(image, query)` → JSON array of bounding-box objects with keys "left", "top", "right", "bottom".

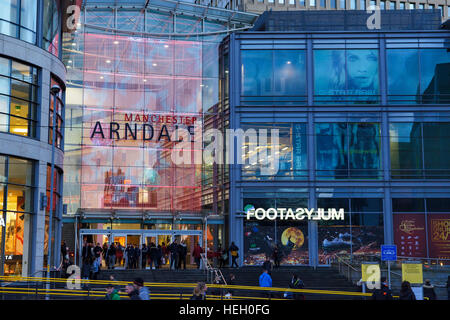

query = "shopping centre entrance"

[{"left": 78, "top": 229, "right": 203, "bottom": 269}]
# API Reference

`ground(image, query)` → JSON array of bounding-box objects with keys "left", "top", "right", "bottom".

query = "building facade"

[
  {"left": 224, "top": 11, "right": 450, "bottom": 266},
  {"left": 0, "top": 0, "right": 66, "bottom": 276},
  {"left": 61, "top": 0, "right": 257, "bottom": 265}
]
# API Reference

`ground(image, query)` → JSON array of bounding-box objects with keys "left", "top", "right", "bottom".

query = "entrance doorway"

[{"left": 78, "top": 229, "right": 203, "bottom": 269}]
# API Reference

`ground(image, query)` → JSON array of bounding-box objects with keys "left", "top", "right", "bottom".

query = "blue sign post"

[{"left": 381, "top": 245, "right": 397, "bottom": 289}]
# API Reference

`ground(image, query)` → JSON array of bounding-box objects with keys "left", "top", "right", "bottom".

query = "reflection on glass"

[
  {"left": 390, "top": 123, "right": 423, "bottom": 179},
  {"left": 387, "top": 49, "right": 450, "bottom": 104},
  {"left": 314, "top": 50, "right": 379, "bottom": 104},
  {"left": 316, "top": 123, "right": 381, "bottom": 179},
  {"left": 423, "top": 123, "right": 450, "bottom": 178}
]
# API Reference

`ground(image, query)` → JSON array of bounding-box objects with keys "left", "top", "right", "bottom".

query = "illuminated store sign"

[{"left": 245, "top": 206, "right": 345, "bottom": 221}]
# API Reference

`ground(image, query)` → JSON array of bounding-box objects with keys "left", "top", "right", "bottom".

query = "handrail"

[
  {"left": 331, "top": 254, "right": 359, "bottom": 272},
  {"left": 0, "top": 269, "right": 49, "bottom": 287}
]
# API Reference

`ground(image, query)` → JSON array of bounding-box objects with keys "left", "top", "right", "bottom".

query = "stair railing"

[
  {"left": 200, "top": 253, "right": 227, "bottom": 285},
  {"left": 331, "top": 254, "right": 360, "bottom": 283}
]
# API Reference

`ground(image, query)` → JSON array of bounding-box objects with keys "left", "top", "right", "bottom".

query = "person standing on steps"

[
  {"left": 178, "top": 240, "right": 188, "bottom": 270},
  {"left": 192, "top": 243, "right": 203, "bottom": 269},
  {"left": 229, "top": 242, "right": 239, "bottom": 268},
  {"left": 399, "top": 281, "right": 416, "bottom": 300},
  {"left": 423, "top": 279, "right": 437, "bottom": 300}
]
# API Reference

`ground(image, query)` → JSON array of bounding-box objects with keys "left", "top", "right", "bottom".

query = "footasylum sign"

[{"left": 245, "top": 205, "right": 345, "bottom": 221}]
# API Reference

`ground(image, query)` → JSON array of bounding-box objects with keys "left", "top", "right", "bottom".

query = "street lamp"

[{"left": 46, "top": 85, "right": 60, "bottom": 298}]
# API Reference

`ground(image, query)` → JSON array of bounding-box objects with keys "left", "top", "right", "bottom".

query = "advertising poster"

[
  {"left": 402, "top": 263, "right": 423, "bottom": 284},
  {"left": 393, "top": 214, "right": 427, "bottom": 258},
  {"left": 427, "top": 214, "right": 450, "bottom": 261},
  {"left": 277, "top": 221, "right": 309, "bottom": 265}
]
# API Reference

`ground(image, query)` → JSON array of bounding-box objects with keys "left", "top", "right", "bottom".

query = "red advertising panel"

[
  {"left": 427, "top": 214, "right": 450, "bottom": 260},
  {"left": 393, "top": 214, "right": 427, "bottom": 258}
]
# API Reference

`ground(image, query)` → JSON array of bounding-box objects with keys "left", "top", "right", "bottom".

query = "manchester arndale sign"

[{"left": 245, "top": 207, "right": 345, "bottom": 221}]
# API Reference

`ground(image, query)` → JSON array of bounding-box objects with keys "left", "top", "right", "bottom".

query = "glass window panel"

[
  {"left": 426, "top": 198, "right": 450, "bottom": 212},
  {"left": 4, "top": 211, "right": 25, "bottom": 275},
  {"left": 116, "top": 10, "right": 143, "bottom": 32},
  {"left": 8, "top": 157, "right": 33, "bottom": 185},
  {"left": 241, "top": 50, "right": 272, "bottom": 96},
  {"left": 392, "top": 198, "right": 425, "bottom": 212},
  {"left": 331, "top": 0, "right": 337, "bottom": 8},
  {"left": 0, "top": 0, "right": 19, "bottom": 39},
  {"left": 314, "top": 50, "right": 379, "bottom": 104},
  {"left": 11, "top": 61, "right": 33, "bottom": 83},
  {"left": 400, "top": 2, "right": 405, "bottom": 9},
  {"left": 360, "top": 0, "right": 366, "bottom": 9},
  {"left": 380, "top": 1, "right": 385, "bottom": 9},
  {"left": 0, "top": 95, "right": 9, "bottom": 132},
  {"left": 390, "top": 2, "right": 395, "bottom": 9},
  {"left": 389, "top": 123, "right": 423, "bottom": 179},
  {"left": 351, "top": 0, "right": 357, "bottom": 9},
  {"left": 7, "top": 185, "right": 32, "bottom": 213},
  {"left": 0, "top": 57, "right": 10, "bottom": 76},
  {"left": 0, "top": 155, "right": 6, "bottom": 183},
  {"left": 20, "top": 0, "right": 37, "bottom": 32},
  {"left": 423, "top": 123, "right": 450, "bottom": 178},
  {"left": 316, "top": 123, "right": 348, "bottom": 179},
  {"left": 351, "top": 198, "right": 383, "bottom": 212},
  {"left": 387, "top": 49, "right": 419, "bottom": 103},
  {"left": 10, "top": 79, "right": 31, "bottom": 101},
  {"left": 349, "top": 123, "right": 381, "bottom": 178},
  {"left": 273, "top": 50, "right": 306, "bottom": 96},
  {"left": 9, "top": 115, "right": 28, "bottom": 136},
  {"left": 340, "top": 0, "right": 345, "bottom": 9},
  {"left": 419, "top": 49, "right": 450, "bottom": 104}
]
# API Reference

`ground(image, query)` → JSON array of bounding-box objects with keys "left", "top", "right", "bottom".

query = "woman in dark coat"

[{"left": 399, "top": 281, "right": 416, "bottom": 300}]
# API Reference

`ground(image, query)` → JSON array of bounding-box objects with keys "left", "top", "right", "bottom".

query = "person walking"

[
  {"left": 125, "top": 244, "right": 132, "bottom": 269},
  {"left": 229, "top": 242, "right": 239, "bottom": 268},
  {"left": 105, "top": 284, "right": 120, "bottom": 300},
  {"left": 259, "top": 268, "right": 272, "bottom": 299},
  {"left": 125, "top": 284, "right": 141, "bottom": 300},
  {"left": 133, "top": 277, "right": 150, "bottom": 300},
  {"left": 286, "top": 274, "right": 304, "bottom": 300},
  {"left": 134, "top": 245, "right": 141, "bottom": 269},
  {"left": 61, "top": 241, "right": 68, "bottom": 261},
  {"left": 91, "top": 255, "right": 101, "bottom": 280},
  {"left": 371, "top": 277, "right": 393, "bottom": 300},
  {"left": 149, "top": 243, "right": 158, "bottom": 269},
  {"left": 116, "top": 243, "right": 123, "bottom": 267},
  {"left": 399, "top": 281, "right": 416, "bottom": 300},
  {"left": 81, "top": 257, "right": 92, "bottom": 289},
  {"left": 102, "top": 242, "right": 109, "bottom": 268},
  {"left": 156, "top": 244, "right": 163, "bottom": 269},
  {"left": 272, "top": 245, "right": 282, "bottom": 268},
  {"left": 168, "top": 240, "right": 180, "bottom": 270},
  {"left": 423, "top": 279, "right": 437, "bottom": 300},
  {"left": 178, "top": 240, "right": 188, "bottom": 270},
  {"left": 262, "top": 255, "right": 273, "bottom": 276},
  {"left": 141, "top": 243, "right": 148, "bottom": 269},
  {"left": 219, "top": 248, "right": 227, "bottom": 269},
  {"left": 192, "top": 243, "right": 203, "bottom": 269},
  {"left": 93, "top": 242, "right": 102, "bottom": 266},
  {"left": 190, "top": 282, "right": 207, "bottom": 300},
  {"left": 107, "top": 243, "right": 116, "bottom": 270},
  {"left": 161, "top": 242, "right": 168, "bottom": 267}
]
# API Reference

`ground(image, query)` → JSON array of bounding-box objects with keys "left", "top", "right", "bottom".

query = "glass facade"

[
  {"left": 390, "top": 123, "right": 450, "bottom": 179},
  {"left": 387, "top": 48, "right": 450, "bottom": 103},
  {"left": 0, "top": 155, "right": 34, "bottom": 275},
  {"left": 0, "top": 57, "right": 38, "bottom": 138},
  {"left": 318, "top": 198, "right": 383, "bottom": 264},
  {"left": 0, "top": 0, "right": 61, "bottom": 57},
  {"left": 243, "top": 197, "right": 309, "bottom": 266},
  {"left": 393, "top": 198, "right": 450, "bottom": 260},
  {"left": 316, "top": 123, "right": 381, "bottom": 179},
  {"left": 231, "top": 30, "right": 450, "bottom": 265},
  {"left": 241, "top": 50, "right": 307, "bottom": 105},
  {"left": 241, "top": 123, "right": 307, "bottom": 180}
]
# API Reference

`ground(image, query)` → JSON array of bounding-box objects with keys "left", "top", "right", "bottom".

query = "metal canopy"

[{"left": 83, "top": 0, "right": 259, "bottom": 25}]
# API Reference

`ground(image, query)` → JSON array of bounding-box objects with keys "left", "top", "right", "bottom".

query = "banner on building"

[
  {"left": 427, "top": 214, "right": 450, "bottom": 261},
  {"left": 361, "top": 262, "right": 380, "bottom": 282},
  {"left": 393, "top": 214, "right": 427, "bottom": 257}
]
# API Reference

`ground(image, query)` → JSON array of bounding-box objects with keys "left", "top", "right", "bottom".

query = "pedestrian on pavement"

[
  {"left": 133, "top": 277, "right": 150, "bottom": 300},
  {"left": 191, "top": 282, "right": 207, "bottom": 300},
  {"left": 156, "top": 244, "right": 163, "bottom": 269},
  {"left": 105, "top": 284, "right": 121, "bottom": 300},
  {"left": 178, "top": 240, "right": 188, "bottom": 270},
  {"left": 107, "top": 243, "right": 116, "bottom": 269},
  {"left": 149, "top": 243, "right": 158, "bottom": 269},
  {"left": 141, "top": 243, "right": 148, "bottom": 269},
  {"left": 91, "top": 256, "right": 101, "bottom": 280},
  {"left": 81, "top": 257, "right": 92, "bottom": 288},
  {"left": 272, "top": 245, "right": 282, "bottom": 268},
  {"left": 229, "top": 242, "right": 239, "bottom": 268},
  {"left": 262, "top": 255, "right": 273, "bottom": 276},
  {"left": 61, "top": 241, "right": 68, "bottom": 261},
  {"left": 423, "top": 279, "right": 437, "bottom": 300},
  {"left": 399, "top": 281, "right": 416, "bottom": 300},
  {"left": 125, "top": 284, "right": 141, "bottom": 300},
  {"left": 286, "top": 274, "right": 304, "bottom": 300},
  {"left": 169, "top": 240, "right": 180, "bottom": 270},
  {"left": 192, "top": 243, "right": 203, "bottom": 269},
  {"left": 93, "top": 242, "right": 102, "bottom": 265},
  {"left": 134, "top": 245, "right": 141, "bottom": 269},
  {"left": 259, "top": 268, "right": 272, "bottom": 299},
  {"left": 116, "top": 243, "right": 123, "bottom": 267},
  {"left": 371, "top": 277, "right": 393, "bottom": 300},
  {"left": 161, "top": 242, "right": 168, "bottom": 266},
  {"left": 102, "top": 242, "right": 109, "bottom": 268}
]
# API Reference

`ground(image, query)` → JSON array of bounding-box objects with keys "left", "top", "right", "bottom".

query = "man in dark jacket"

[
  {"left": 107, "top": 243, "right": 116, "bottom": 269},
  {"left": 229, "top": 242, "right": 239, "bottom": 268},
  {"left": 178, "top": 240, "right": 188, "bottom": 270},
  {"left": 133, "top": 245, "right": 141, "bottom": 269},
  {"left": 372, "top": 277, "right": 393, "bottom": 300},
  {"left": 141, "top": 244, "right": 148, "bottom": 269},
  {"left": 423, "top": 279, "right": 437, "bottom": 300},
  {"left": 168, "top": 241, "right": 179, "bottom": 270},
  {"left": 262, "top": 256, "right": 273, "bottom": 275},
  {"left": 149, "top": 243, "right": 158, "bottom": 269}
]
